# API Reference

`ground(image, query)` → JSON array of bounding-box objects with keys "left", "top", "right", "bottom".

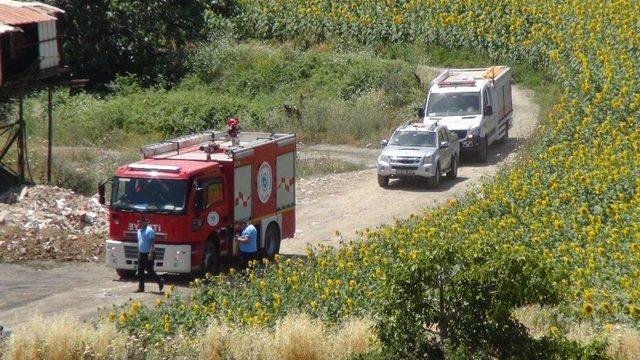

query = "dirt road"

[{"left": 0, "top": 85, "right": 538, "bottom": 330}]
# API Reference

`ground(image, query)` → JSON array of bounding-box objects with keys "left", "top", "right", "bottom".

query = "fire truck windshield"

[
  {"left": 427, "top": 92, "right": 481, "bottom": 116},
  {"left": 111, "top": 177, "right": 188, "bottom": 214}
]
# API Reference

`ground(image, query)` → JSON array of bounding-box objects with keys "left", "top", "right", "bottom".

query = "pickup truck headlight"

[
  {"left": 467, "top": 127, "right": 480, "bottom": 139},
  {"left": 378, "top": 155, "right": 390, "bottom": 163},
  {"left": 422, "top": 154, "right": 433, "bottom": 165}
]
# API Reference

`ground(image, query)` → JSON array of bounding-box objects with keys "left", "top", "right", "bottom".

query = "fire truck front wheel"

[
  {"left": 116, "top": 269, "right": 136, "bottom": 279},
  {"left": 264, "top": 223, "right": 281, "bottom": 260},
  {"left": 203, "top": 241, "right": 220, "bottom": 275}
]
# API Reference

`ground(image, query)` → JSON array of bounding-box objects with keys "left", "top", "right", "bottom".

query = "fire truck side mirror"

[
  {"left": 194, "top": 186, "right": 205, "bottom": 210},
  {"left": 98, "top": 178, "right": 112, "bottom": 205},
  {"left": 98, "top": 182, "right": 105, "bottom": 205}
]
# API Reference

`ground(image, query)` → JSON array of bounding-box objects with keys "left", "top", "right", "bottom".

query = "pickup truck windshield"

[
  {"left": 111, "top": 177, "right": 188, "bottom": 214},
  {"left": 390, "top": 131, "right": 436, "bottom": 147},
  {"left": 427, "top": 92, "right": 481, "bottom": 116}
]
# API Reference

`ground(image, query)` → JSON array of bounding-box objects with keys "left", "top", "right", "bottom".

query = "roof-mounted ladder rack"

[{"left": 141, "top": 131, "right": 225, "bottom": 158}]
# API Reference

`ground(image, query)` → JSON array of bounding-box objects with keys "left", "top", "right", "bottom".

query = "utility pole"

[
  {"left": 47, "top": 87, "right": 52, "bottom": 184},
  {"left": 16, "top": 93, "right": 25, "bottom": 185}
]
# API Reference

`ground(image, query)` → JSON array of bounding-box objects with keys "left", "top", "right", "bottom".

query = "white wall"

[{"left": 37, "top": 20, "right": 59, "bottom": 69}]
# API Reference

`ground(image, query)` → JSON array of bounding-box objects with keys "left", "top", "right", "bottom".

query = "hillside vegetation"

[
  {"left": 4, "top": 0, "right": 640, "bottom": 359},
  {"left": 19, "top": 42, "right": 429, "bottom": 193}
]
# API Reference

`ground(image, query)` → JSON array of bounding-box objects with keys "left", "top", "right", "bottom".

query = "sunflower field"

[
  {"left": 8, "top": 0, "right": 640, "bottom": 358},
  {"left": 227, "top": 0, "right": 640, "bottom": 325},
  {"left": 113, "top": 0, "right": 640, "bottom": 346}
]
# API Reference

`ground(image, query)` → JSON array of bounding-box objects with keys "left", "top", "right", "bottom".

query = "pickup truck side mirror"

[
  {"left": 380, "top": 139, "right": 388, "bottom": 148},
  {"left": 439, "top": 141, "right": 450, "bottom": 149},
  {"left": 417, "top": 107, "right": 425, "bottom": 118},
  {"left": 484, "top": 105, "right": 493, "bottom": 116}
]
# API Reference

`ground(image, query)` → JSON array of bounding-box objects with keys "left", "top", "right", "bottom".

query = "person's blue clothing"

[
  {"left": 239, "top": 224, "right": 258, "bottom": 253},
  {"left": 137, "top": 225, "right": 155, "bottom": 253}
]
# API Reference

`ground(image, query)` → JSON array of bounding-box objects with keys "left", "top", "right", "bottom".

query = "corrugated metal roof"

[
  {"left": 0, "top": 1, "right": 60, "bottom": 26},
  {"left": 0, "top": 1, "right": 64, "bottom": 15},
  {"left": 0, "top": 23, "right": 20, "bottom": 34}
]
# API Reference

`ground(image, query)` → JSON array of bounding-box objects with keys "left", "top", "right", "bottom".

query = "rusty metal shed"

[
  {"left": 0, "top": 1, "right": 65, "bottom": 86},
  {"left": 0, "top": 1, "right": 77, "bottom": 189}
]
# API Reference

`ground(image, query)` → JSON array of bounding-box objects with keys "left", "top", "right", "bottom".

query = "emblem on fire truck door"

[
  {"left": 257, "top": 162, "right": 273, "bottom": 203},
  {"left": 207, "top": 211, "right": 219, "bottom": 227}
]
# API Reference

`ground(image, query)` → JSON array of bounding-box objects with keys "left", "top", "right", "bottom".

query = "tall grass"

[
  {"left": 199, "top": 313, "right": 379, "bottom": 360},
  {"left": 516, "top": 306, "right": 640, "bottom": 360},
  {"left": 2, "top": 313, "right": 378, "bottom": 360},
  {"left": 3, "top": 314, "right": 127, "bottom": 360}
]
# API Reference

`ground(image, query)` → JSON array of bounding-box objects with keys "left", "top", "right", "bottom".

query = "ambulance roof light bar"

[{"left": 437, "top": 80, "right": 476, "bottom": 87}]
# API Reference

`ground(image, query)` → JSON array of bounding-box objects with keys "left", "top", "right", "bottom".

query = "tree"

[{"left": 50, "top": 0, "right": 223, "bottom": 86}]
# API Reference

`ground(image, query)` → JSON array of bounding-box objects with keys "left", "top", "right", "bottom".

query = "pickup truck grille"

[
  {"left": 392, "top": 165, "right": 419, "bottom": 170},
  {"left": 390, "top": 156, "right": 421, "bottom": 165},
  {"left": 123, "top": 245, "right": 165, "bottom": 261},
  {"left": 453, "top": 130, "right": 468, "bottom": 139}
]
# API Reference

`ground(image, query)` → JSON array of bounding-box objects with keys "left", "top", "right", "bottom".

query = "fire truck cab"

[{"left": 98, "top": 126, "right": 296, "bottom": 277}]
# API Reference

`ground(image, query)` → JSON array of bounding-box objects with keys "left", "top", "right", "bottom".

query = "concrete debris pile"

[
  {"left": 0, "top": 185, "right": 108, "bottom": 234},
  {"left": 0, "top": 186, "right": 106, "bottom": 262}
]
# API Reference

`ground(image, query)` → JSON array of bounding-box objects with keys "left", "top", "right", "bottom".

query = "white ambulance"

[{"left": 419, "top": 67, "right": 513, "bottom": 162}]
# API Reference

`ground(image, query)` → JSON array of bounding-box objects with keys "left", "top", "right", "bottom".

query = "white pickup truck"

[
  {"left": 377, "top": 121, "right": 460, "bottom": 189},
  {"left": 418, "top": 67, "right": 513, "bottom": 162}
]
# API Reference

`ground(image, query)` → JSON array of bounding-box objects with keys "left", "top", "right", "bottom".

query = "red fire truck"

[{"left": 98, "top": 123, "right": 296, "bottom": 277}]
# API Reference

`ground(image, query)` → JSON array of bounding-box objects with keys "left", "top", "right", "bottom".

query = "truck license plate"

[{"left": 396, "top": 169, "right": 413, "bottom": 175}]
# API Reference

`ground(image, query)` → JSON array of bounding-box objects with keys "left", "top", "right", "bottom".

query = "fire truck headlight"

[{"left": 192, "top": 218, "right": 202, "bottom": 231}]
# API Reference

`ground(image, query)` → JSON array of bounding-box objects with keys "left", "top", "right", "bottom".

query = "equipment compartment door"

[
  {"left": 276, "top": 152, "right": 295, "bottom": 210},
  {"left": 234, "top": 165, "right": 252, "bottom": 222}
]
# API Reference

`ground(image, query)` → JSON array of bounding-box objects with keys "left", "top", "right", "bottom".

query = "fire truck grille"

[
  {"left": 124, "top": 245, "right": 138, "bottom": 259},
  {"left": 123, "top": 245, "right": 165, "bottom": 261},
  {"left": 155, "top": 248, "right": 165, "bottom": 261}
]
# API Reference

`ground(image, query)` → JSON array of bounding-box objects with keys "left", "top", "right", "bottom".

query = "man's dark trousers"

[
  {"left": 240, "top": 251, "right": 258, "bottom": 269},
  {"left": 138, "top": 252, "right": 162, "bottom": 291}
]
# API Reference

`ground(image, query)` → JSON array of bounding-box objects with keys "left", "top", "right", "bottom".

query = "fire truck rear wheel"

[
  {"left": 264, "top": 224, "right": 281, "bottom": 260},
  {"left": 116, "top": 269, "right": 136, "bottom": 279},
  {"left": 203, "top": 241, "right": 220, "bottom": 275}
]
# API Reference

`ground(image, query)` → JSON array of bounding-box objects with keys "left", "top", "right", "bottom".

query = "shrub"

[{"left": 374, "top": 230, "right": 560, "bottom": 357}]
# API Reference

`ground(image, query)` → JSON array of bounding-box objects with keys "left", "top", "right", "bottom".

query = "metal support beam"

[
  {"left": 17, "top": 94, "right": 25, "bottom": 184},
  {"left": 47, "top": 87, "right": 52, "bottom": 184}
]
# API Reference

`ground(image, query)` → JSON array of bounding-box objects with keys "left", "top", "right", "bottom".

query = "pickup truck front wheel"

[
  {"left": 377, "top": 175, "right": 389, "bottom": 188},
  {"left": 427, "top": 164, "right": 441, "bottom": 189},
  {"left": 446, "top": 156, "right": 458, "bottom": 180}
]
